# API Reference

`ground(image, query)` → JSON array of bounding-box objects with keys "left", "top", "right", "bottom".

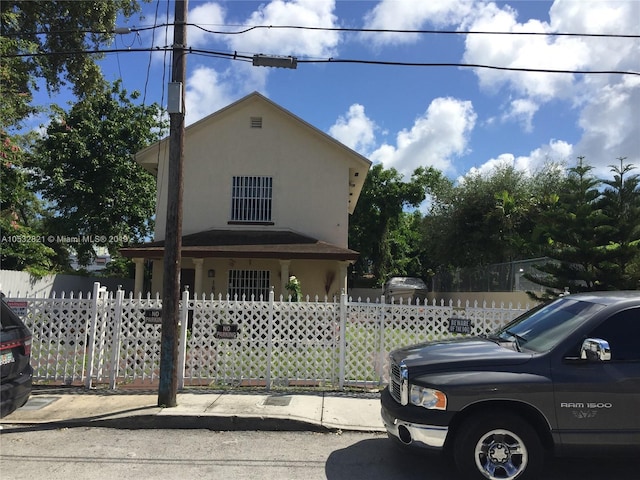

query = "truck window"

[
  {"left": 496, "top": 298, "right": 604, "bottom": 353},
  {"left": 584, "top": 308, "right": 640, "bottom": 361}
]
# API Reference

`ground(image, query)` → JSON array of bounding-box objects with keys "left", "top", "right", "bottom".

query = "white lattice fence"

[
  {"left": 114, "top": 294, "right": 164, "bottom": 386},
  {"left": 270, "top": 300, "right": 340, "bottom": 387},
  {"left": 185, "top": 297, "right": 273, "bottom": 387},
  {"left": 6, "top": 285, "right": 532, "bottom": 390},
  {"left": 21, "top": 295, "right": 94, "bottom": 384},
  {"left": 343, "top": 302, "right": 384, "bottom": 387}
]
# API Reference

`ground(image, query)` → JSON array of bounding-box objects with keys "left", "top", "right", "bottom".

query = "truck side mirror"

[{"left": 580, "top": 338, "right": 611, "bottom": 362}]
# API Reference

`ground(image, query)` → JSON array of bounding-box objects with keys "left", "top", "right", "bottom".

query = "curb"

[{"left": 0, "top": 414, "right": 334, "bottom": 433}]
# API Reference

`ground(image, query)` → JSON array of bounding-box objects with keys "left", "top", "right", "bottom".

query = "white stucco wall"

[{"left": 150, "top": 95, "right": 365, "bottom": 248}]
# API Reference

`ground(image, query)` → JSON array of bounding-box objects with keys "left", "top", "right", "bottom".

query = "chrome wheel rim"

[{"left": 474, "top": 428, "right": 528, "bottom": 480}]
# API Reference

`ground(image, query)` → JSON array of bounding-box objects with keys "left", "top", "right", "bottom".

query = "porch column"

[
  {"left": 133, "top": 258, "right": 144, "bottom": 296},
  {"left": 279, "top": 259, "right": 291, "bottom": 298},
  {"left": 192, "top": 258, "right": 204, "bottom": 298},
  {"left": 338, "top": 261, "right": 350, "bottom": 294}
]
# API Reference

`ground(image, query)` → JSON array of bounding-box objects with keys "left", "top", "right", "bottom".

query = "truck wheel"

[{"left": 454, "top": 412, "right": 544, "bottom": 480}]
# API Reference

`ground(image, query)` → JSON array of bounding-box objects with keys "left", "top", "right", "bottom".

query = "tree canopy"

[
  {"left": 1, "top": 0, "right": 142, "bottom": 108},
  {"left": 349, "top": 164, "right": 450, "bottom": 284},
  {"left": 350, "top": 158, "right": 639, "bottom": 295},
  {"left": 1, "top": 1, "right": 155, "bottom": 275},
  {"left": 30, "top": 80, "right": 165, "bottom": 266},
  {"left": 525, "top": 157, "right": 640, "bottom": 297},
  {"left": 1, "top": 130, "right": 55, "bottom": 275}
]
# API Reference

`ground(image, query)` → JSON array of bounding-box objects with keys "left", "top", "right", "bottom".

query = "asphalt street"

[{"left": 1, "top": 427, "right": 639, "bottom": 480}]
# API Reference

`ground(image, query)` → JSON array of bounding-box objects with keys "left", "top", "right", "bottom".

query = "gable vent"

[{"left": 250, "top": 116, "right": 263, "bottom": 128}]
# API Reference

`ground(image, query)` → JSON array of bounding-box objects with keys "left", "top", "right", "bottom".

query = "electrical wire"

[
  {"left": 153, "top": 0, "right": 171, "bottom": 224},
  {"left": 297, "top": 57, "right": 640, "bottom": 76},
  {"left": 4, "top": 47, "right": 639, "bottom": 76},
  {"left": 183, "top": 23, "right": 640, "bottom": 39},
  {"left": 5, "top": 23, "right": 640, "bottom": 39},
  {"left": 143, "top": 0, "right": 162, "bottom": 105}
]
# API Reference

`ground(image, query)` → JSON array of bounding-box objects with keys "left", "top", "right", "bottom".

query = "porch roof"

[{"left": 120, "top": 229, "right": 359, "bottom": 261}]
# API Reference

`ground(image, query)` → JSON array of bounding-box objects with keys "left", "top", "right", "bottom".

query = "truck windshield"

[{"left": 495, "top": 298, "right": 605, "bottom": 353}]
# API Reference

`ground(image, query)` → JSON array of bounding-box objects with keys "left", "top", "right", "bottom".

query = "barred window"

[
  {"left": 228, "top": 270, "right": 270, "bottom": 300},
  {"left": 231, "top": 176, "right": 272, "bottom": 222}
]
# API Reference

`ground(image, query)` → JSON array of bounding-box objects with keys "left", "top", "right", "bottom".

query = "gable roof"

[
  {"left": 120, "top": 229, "right": 360, "bottom": 261},
  {"left": 135, "top": 92, "right": 371, "bottom": 211}
]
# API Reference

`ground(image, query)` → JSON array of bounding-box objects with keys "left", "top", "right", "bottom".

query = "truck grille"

[{"left": 389, "top": 357, "right": 408, "bottom": 405}]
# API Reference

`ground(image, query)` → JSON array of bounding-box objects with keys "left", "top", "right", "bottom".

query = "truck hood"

[{"left": 392, "top": 337, "right": 532, "bottom": 372}]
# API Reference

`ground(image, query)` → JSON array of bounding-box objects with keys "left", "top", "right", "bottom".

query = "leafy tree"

[
  {"left": 350, "top": 164, "right": 448, "bottom": 285},
  {"left": 0, "top": 131, "right": 56, "bottom": 275},
  {"left": 421, "top": 162, "right": 569, "bottom": 291},
  {"left": 1, "top": 0, "right": 142, "bottom": 104},
  {"left": 594, "top": 158, "right": 640, "bottom": 290},
  {"left": 526, "top": 158, "right": 602, "bottom": 294},
  {"left": 30, "top": 80, "right": 165, "bottom": 267},
  {"left": 0, "top": 25, "right": 37, "bottom": 129},
  {"left": 388, "top": 210, "right": 426, "bottom": 278},
  {"left": 429, "top": 165, "right": 540, "bottom": 266}
]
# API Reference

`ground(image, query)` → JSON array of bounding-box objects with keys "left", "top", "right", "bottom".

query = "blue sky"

[{"left": 37, "top": 0, "right": 640, "bottom": 181}]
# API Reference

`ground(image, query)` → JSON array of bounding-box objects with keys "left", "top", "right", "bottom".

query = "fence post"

[
  {"left": 377, "top": 295, "right": 388, "bottom": 385},
  {"left": 177, "top": 288, "right": 190, "bottom": 389},
  {"left": 266, "top": 287, "right": 274, "bottom": 391},
  {"left": 378, "top": 299, "right": 386, "bottom": 386},
  {"left": 84, "top": 282, "right": 102, "bottom": 389},
  {"left": 338, "top": 290, "right": 347, "bottom": 390},
  {"left": 108, "top": 287, "right": 125, "bottom": 390}
]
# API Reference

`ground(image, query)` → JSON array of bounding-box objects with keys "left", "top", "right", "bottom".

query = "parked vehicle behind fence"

[{"left": 383, "top": 277, "right": 429, "bottom": 303}]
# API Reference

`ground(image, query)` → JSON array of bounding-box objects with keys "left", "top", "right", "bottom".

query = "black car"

[
  {"left": 1, "top": 297, "right": 33, "bottom": 418},
  {"left": 381, "top": 291, "right": 640, "bottom": 480}
]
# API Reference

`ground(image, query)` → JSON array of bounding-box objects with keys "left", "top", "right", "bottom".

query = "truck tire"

[{"left": 453, "top": 412, "right": 544, "bottom": 480}]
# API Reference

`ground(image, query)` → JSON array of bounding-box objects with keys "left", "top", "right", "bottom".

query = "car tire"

[{"left": 453, "top": 411, "right": 544, "bottom": 480}]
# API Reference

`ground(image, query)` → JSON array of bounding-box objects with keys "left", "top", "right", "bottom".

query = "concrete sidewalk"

[{"left": 0, "top": 388, "right": 385, "bottom": 433}]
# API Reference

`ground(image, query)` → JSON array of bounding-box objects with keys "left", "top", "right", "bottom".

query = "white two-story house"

[{"left": 121, "top": 92, "right": 371, "bottom": 300}]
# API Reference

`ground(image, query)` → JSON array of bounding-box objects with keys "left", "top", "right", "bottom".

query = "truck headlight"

[{"left": 409, "top": 385, "right": 447, "bottom": 410}]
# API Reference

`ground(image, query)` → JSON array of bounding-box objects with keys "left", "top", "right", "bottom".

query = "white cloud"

[
  {"left": 229, "top": 0, "right": 340, "bottom": 57},
  {"left": 328, "top": 104, "right": 377, "bottom": 155},
  {"left": 463, "top": 139, "right": 573, "bottom": 181},
  {"left": 361, "top": 0, "right": 474, "bottom": 46},
  {"left": 370, "top": 97, "right": 477, "bottom": 176},
  {"left": 575, "top": 76, "right": 640, "bottom": 173},
  {"left": 181, "top": 0, "right": 637, "bottom": 175},
  {"left": 184, "top": 66, "right": 236, "bottom": 124},
  {"left": 461, "top": 3, "right": 589, "bottom": 100},
  {"left": 459, "top": 1, "right": 639, "bottom": 170},
  {"left": 181, "top": 1, "right": 342, "bottom": 124},
  {"left": 184, "top": 63, "right": 272, "bottom": 125},
  {"left": 187, "top": 3, "right": 226, "bottom": 48},
  {"left": 502, "top": 99, "right": 539, "bottom": 133}
]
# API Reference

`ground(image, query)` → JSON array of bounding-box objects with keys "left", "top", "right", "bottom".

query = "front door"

[{"left": 180, "top": 268, "right": 195, "bottom": 295}]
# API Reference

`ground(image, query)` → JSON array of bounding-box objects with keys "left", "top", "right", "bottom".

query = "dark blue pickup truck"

[{"left": 381, "top": 291, "right": 640, "bottom": 480}]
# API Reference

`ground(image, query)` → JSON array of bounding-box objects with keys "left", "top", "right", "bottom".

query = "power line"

[
  {"left": 142, "top": 0, "right": 163, "bottom": 105},
  {"left": 4, "top": 47, "right": 639, "bottom": 76},
  {"left": 5, "top": 23, "right": 640, "bottom": 39},
  {"left": 298, "top": 57, "right": 640, "bottom": 76},
  {"left": 184, "top": 23, "right": 640, "bottom": 39}
]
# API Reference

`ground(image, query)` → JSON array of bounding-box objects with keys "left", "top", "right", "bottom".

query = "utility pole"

[{"left": 158, "top": 0, "right": 187, "bottom": 408}]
